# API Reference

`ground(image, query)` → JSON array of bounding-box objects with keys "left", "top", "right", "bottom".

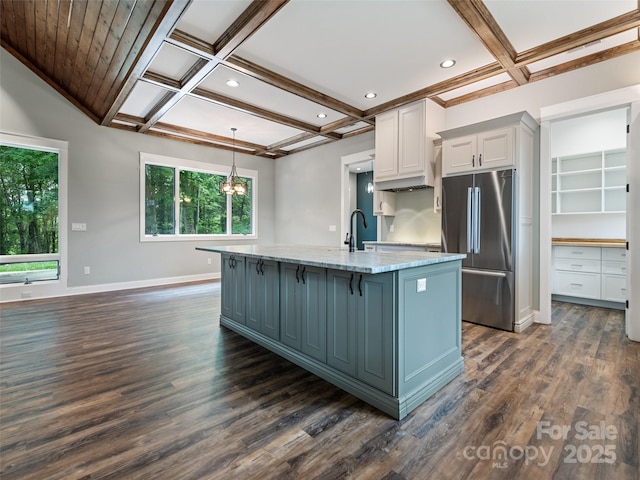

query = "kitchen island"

[{"left": 197, "top": 245, "right": 466, "bottom": 420}]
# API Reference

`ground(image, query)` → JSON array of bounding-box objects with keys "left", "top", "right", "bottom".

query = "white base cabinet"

[{"left": 552, "top": 245, "right": 627, "bottom": 305}]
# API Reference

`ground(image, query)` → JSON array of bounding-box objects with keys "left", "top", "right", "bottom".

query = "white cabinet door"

[
  {"left": 477, "top": 127, "right": 514, "bottom": 170},
  {"left": 374, "top": 110, "right": 398, "bottom": 181},
  {"left": 554, "top": 271, "right": 601, "bottom": 299},
  {"left": 373, "top": 190, "right": 396, "bottom": 216},
  {"left": 398, "top": 101, "right": 425, "bottom": 177},
  {"left": 602, "top": 275, "right": 627, "bottom": 302},
  {"left": 433, "top": 144, "right": 442, "bottom": 213},
  {"left": 443, "top": 135, "right": 476, "bottom": 175}
]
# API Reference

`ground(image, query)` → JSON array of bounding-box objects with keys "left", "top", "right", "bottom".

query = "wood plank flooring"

[{"left": 1, "top": 282, "right": 638, "bottom": 479}]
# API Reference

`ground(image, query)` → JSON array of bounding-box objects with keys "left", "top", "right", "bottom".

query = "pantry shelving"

[{"left": 551, "top": 148, "right": 626, "bottom": 214}]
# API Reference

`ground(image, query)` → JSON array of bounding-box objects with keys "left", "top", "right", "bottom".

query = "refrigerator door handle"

[
  {"left": 467, "top": 187, "right": 474, "bottom": 253},
  {"left": 462, "top": 268, "right": 507, "bottom": 278},
  {"left": 474, "top": 186, "right": 481, "bottom": 254}
]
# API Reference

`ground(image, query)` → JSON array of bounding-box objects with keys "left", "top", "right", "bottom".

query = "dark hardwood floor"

[{"left": 1, "top": 281, "right": 638, "bottom": 479}]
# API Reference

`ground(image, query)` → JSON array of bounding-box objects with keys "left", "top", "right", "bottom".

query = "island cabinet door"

[
  {"left": 221, "top": 254, "right": 245, "bottom": 324},
  {"left": 246, "top": 258, "right": 279, "bottom": 340},
  {"left": 299, "top": 266, "right": 327, "bottom": 362},
  {"left": 280, "top": 263, "right": 302, "bottom": 350},
  {"left": 280, "top": 264, "right": 327, "bottom": 362},
  {"left": 356, "top": 273, "right": 395, "bottom": 395},
  {"left": 326, "top": 270, "right": 357, "bottom": 376}
]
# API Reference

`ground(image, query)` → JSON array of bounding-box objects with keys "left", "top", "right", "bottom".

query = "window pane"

[
  {"left": 145, "top": 165, "right": 175, "bottom": 235},
  {"left": 232, "top": 177, "right": 252, "bottom": 234},
  {"left": 179, "top": 170, "right": 227, "bottom": 234},
  {"left": 0, "top": 261, "right": 59, "bottom": 284},
  {"left": 0, "top": 145, "right": 59, "bottom": 255}
]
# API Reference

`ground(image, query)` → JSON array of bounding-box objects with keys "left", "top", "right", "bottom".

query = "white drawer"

[
  {"left": 602, "top": 247, "right": 627, "bottom": 261},
  {"left": 554, "top": 258, "right": 601, "bottom": 274},
  {"left": 602, "top": 260, "right": 627, "bottom": 276},
  {"left": 554, "top": 271, "right": 601, "bottom": 299},
  {"left": 364, "top": 245, "right": 376, "bottom": 252},
  {"left": 602, "top": 275, "right": 627, "bottom": 303},
  {"left": 554, "top": 245, "right": 601, "bottom": 261}
]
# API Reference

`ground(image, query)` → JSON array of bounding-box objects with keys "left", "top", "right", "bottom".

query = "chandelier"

[{"left": 220, "top": 127, "right": 247, "bottom": 196}]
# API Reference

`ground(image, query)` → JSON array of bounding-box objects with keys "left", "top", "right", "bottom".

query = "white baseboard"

[
  {"left": 1, "top": 272, "right": 220, "bottom": 303},
  {"left": 515, "top": 312, "right": 536, "bottom": 332}
]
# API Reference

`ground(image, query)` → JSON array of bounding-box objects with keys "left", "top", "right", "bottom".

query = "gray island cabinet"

[{"left": 197, "top": 245, "right": 466, "bottom": 420}]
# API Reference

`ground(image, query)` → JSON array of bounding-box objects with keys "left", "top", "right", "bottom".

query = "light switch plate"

[
  {"left": 417, "top": 278, "right": 427, "bottom": 292},
  {"left": 72, "top": 223, "right": 87, "bottom": 231}
]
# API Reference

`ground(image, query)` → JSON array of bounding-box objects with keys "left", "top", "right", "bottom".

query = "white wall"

[{"left": 0, "top": 48, "right": 276, "bottom": 297}]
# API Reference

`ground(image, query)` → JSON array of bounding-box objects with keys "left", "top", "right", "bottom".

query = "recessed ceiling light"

[
  {"left": 317, "top": 113, "right": 327, "bottom": 119},
  {"left": 440, "top": 59, "right": 456, "bottom": 68},
  {"left": 226, "top": 79, "right": 239, "bottom": 87},
  {"left": 364, "top": 92, "right": 377, "bottom": 99}
]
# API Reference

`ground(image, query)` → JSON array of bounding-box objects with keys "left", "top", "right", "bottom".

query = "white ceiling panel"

[
  {"left": 175, "top": 0, "right": 253, "bottom": 45},
  {"left": 198, "top": 65, "right": 347, "bottom": 126},
  {"left": 528, "top": 30, "right": 638, "bottom": 73},
  {"left": 148, "top": 42, "right": 203, "bottom": 80},
  {"left": 120, "top": 82, "right": 171, "bottom": 117},
  {"left": 235, "top": 0, "right": 495, "bottom": 110},
  {"left": 160, "top": 95, "right": 305, "bottom": 146},
  {"left": 438, "top": 73, "right": 513, "bottom": 101},
  {"left": 485, "top": 0, "right": 636, "bottom": 52}
]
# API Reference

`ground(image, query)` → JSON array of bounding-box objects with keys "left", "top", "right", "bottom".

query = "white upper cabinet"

[
  {"left": 439, "top": 112, "right": 536, "bottom": 178},
  {"left": 442, "top": 127, "right": 514, "bottom": 175},
  {"left": 374, "top": 99, "right": 444, "bottom": 190}
]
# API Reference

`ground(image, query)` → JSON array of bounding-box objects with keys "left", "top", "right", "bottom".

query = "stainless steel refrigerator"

[{"left": 441, "top": 169, "right": 516, "bottom": 331}]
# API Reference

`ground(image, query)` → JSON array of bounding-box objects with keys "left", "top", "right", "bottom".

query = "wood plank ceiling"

[{"left": 1, "top": 0, "right": 639, "bottom": 159}]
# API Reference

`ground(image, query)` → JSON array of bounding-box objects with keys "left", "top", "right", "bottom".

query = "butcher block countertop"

[{"left": 552, "top": 238, "right": 626, "bottom": 248}]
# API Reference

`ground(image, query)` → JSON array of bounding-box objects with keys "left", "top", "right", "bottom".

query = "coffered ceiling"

[{"left": 1, "top": 0, "right": 639, "bottom": 159}]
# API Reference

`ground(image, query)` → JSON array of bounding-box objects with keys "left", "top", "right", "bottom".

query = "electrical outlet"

[
  {"left": 72, "top": 223, "right": 87, "bottom": 231},
  {"left": 417, "top": 278, "right": 427, "bottom": 293},
  {"left": 84, "top": 266, "right": 90, "bottom": 275},
  {"left": 329, "top": 225, "right": 336, "bottom": 232}
]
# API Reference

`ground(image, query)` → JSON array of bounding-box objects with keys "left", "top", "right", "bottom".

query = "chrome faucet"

[{"left": 344, "top": 209, "right": 368, "bottom": 252}]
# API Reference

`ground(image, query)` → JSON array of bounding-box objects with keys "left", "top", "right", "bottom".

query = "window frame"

[
  {"left": 139, "top": 152, "right": 258, "bottom": 242},
  {"left": 0, "top": 131, "right": 68, "bottom": 294}
]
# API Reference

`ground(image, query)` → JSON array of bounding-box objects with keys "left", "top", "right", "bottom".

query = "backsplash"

[{"left": 379, "top": 188, "right": 441, "bottom": 244}]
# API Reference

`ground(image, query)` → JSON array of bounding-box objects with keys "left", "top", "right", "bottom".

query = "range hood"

[{"left": 374, "top": 175, "right": 432, "bottom": 192}]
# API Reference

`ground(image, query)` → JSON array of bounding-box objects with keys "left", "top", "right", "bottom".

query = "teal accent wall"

[{"left": 356, "top": 172, "right": 377, "bottom": 249}]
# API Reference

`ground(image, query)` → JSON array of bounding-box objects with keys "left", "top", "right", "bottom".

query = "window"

[
  {"left": 0, "top": 140, "right": 64, "bottom": 285},
  {"left": 140, "top": 152, "right": 256, "bottom": 241}
]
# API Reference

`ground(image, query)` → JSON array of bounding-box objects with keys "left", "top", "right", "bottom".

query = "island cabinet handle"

[
  {"left": 256, "top": 259, "right": 261, "bottom": 275},
  {"left": 301, "top": 267, "right": 306, "bottom": 284},
  {"left": 260, "top": 259, "right": 265, "bottom": 275},
  {"left": 295, "top": 265, "right": 300, "bottom": 283},
  {"left": 358, "top": 275, "right": 363, "bottom": 296},
  {"left": 349, "top": 273, "right": 354, "bottom": 295}
]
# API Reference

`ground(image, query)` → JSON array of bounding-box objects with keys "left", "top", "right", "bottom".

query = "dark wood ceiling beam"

[
  {"left": 515, "top": 9, "right": 640, "bottom": 67},
  {"left": 442, "top": 39, "right": 640, "bottom": 108},
  {"left": 138, "top": 58, "right": 221, "bottom": 133},
  {"left": 142, "top": 71, "right": 182, "bottom": 91},
  {"left": 320, "top": 117, "right": 370, "bottom": 135},
  {"left": 213, "top": 0, "right": 290, "bottom": 59},
  {"left": 528, "top": 39, "right": 640, "bottom": 82},
  {"left": 364, "top": 62, "right": 504, "bottom": 118},
  {"left": 266, "top": 132, "right": 317, "bottom": 151},
  {"left": 447, "top": 0, "right": 529, "bottom": 85},
  {"left": 225, "top": 55, "right": 370, "bottom": 122},
  {"left": 190, "top": 87, "right": 343, "bottom": 140},
  {"left": 101, "top": 0, "right": 193, "bottom": 126}
]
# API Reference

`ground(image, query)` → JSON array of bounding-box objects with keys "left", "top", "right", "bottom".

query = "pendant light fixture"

[{"left": 220, "top": 127, "right": 247, "bottom": 196}]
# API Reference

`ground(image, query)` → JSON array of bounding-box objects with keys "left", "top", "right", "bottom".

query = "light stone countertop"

[{"left": 196, "top": 244, "right": 465, "bottom": 274}]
